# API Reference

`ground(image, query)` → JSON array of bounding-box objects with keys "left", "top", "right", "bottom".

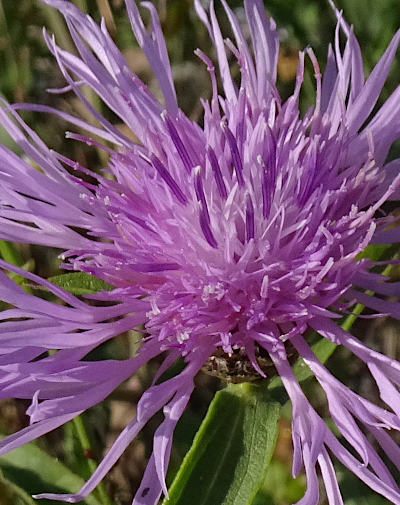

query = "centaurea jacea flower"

[{"left": 0, "top": 0, "right": 400, "bottom": 503}]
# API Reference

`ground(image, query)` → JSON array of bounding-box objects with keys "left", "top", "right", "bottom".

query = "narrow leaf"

[
  {"left": 0, "top": 240, "right": 24, "bottom": 266},
  {"left": 355, "top": 243, "right": 392, "bottom": 261},
  {"left": 163, "top": 382, "right": 280, "bottom": 505},
  {"left": 0, "top": 440, "right": 102, "bottom": 505},
  {"left": 48, "top": 272, "right": 113, "bottom": 295},
  {"left": 0, "top": 240, "right": 31, "bottom": 288}
]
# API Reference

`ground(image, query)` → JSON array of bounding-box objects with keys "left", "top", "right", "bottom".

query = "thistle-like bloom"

[{"left": 1, "top": 0, "right": 400, "bottom": 503}]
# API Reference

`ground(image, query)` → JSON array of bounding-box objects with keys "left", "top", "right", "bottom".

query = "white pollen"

[
  {"left": 202, "top": 282, "right": 226, "bottom": 302},
  {"left": 177, "top": 331, "right": 189, "bottom": 344},
  {"left": 146, "top": 307, "right": 160, "bottom": 319},
  {"left": 260, "top": 275, "right": 269, "bottom": 298},
  {"left": 148, "top": 300, "right": 161, "bottom": 317}
]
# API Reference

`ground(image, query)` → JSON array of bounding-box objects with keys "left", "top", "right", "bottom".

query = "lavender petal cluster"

[{"left": 0, "top": 0, "right": 400, "bottom": 503}]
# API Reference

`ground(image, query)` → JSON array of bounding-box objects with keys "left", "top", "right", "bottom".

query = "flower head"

[{"left": 1, "top": 0, "right": 400, "bottom": 503}]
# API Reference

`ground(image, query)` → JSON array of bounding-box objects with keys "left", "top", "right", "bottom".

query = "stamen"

[
  {"left": 260, "top": 275, "right": 269, "bottom": 298},
  {"left": 195, "top": 49, "right": 219, "bottom": 114},
  {"left": 65, "top": 132, "right": 114, "bottom": 154},
  {"left": 264, "top": 125, "right": 277, "bottom": 174},
  {"left": 245, "top": 194, "right": 255, "bottom": 241},
  {"left": 207, "top": 146, "right": 228, "bottom": 198},
  {"left": 199, "top": 209, "right": 218, "bottom": 248},
  {"left": 293, "top": 51, "right": 305, "bottom": 101},
  {"left": 194, "top": 165, "right": 210, "bottom": 221},
  {"left": 258, "top": 155, "right": 272, "bottom": 218},
  {"left": 307, "top": 48, "right": 322, "bottom": 117},
  {"left": 127, "top": 262, "right": 180, "bottom": 272},
  {"left": 194, "top": 165, "right": 218, "bottom": 248},
  {"left": 221, "top": 121, "right": 245, "bottom": 186},
  {"left": 150, "top": 154, "right": 188, "bottom": 205},
  {"left": 298, "top": 141, "right": 317, "bottom": 205},
  {"left": 162, "top": 111, "right": 193, "bottom": 174},
  {"left": 235, "top": 88, "right": 247, "bottom": 149},
  {"left": 46, "top": 81, "right": 86, "bottom": 94}
]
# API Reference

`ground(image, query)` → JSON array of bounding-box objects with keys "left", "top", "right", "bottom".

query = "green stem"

[
  {"left": 342, "top": 259, "right": 397, "bottom": 332},
  {"left": 72, "top": 416, "right": 113, "bottom": 505}
]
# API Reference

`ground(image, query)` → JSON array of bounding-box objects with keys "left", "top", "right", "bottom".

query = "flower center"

[{"left": 201, "top": 342, "right": 298, "bottom": 383}]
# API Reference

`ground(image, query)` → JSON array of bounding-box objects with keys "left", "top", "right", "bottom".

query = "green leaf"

[
  {"left": 0, "top": 241, "right": 35, "bottom": 294},
  {"left": 163, "top": 382, "right": 280, "bottom": 505},
  {"left": 252, "top": 459, "right": 305, "bottom": 505},
  {"left": 355, "top": 243, "right": 391, "bottom": 261},
  {"left": 0, "top": 440, "right": 102, "bottom": 505},
  {"left": 0, "top": 468, "right": 37, "bottom": 505},
  {"left": 0, "top": 240, "right": 24, "bottom": 266},
  {"left": 47, "top": 272, "right": 113, "bottom": 295}
]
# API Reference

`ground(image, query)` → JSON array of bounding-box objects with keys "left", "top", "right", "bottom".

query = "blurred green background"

[{"left": 0, "top": 1, "right": 399, "bottom": 504}]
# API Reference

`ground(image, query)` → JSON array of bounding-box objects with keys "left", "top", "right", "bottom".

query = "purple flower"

[{"left": 0, "top": 0, "right": 400, "bottom": 503}]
